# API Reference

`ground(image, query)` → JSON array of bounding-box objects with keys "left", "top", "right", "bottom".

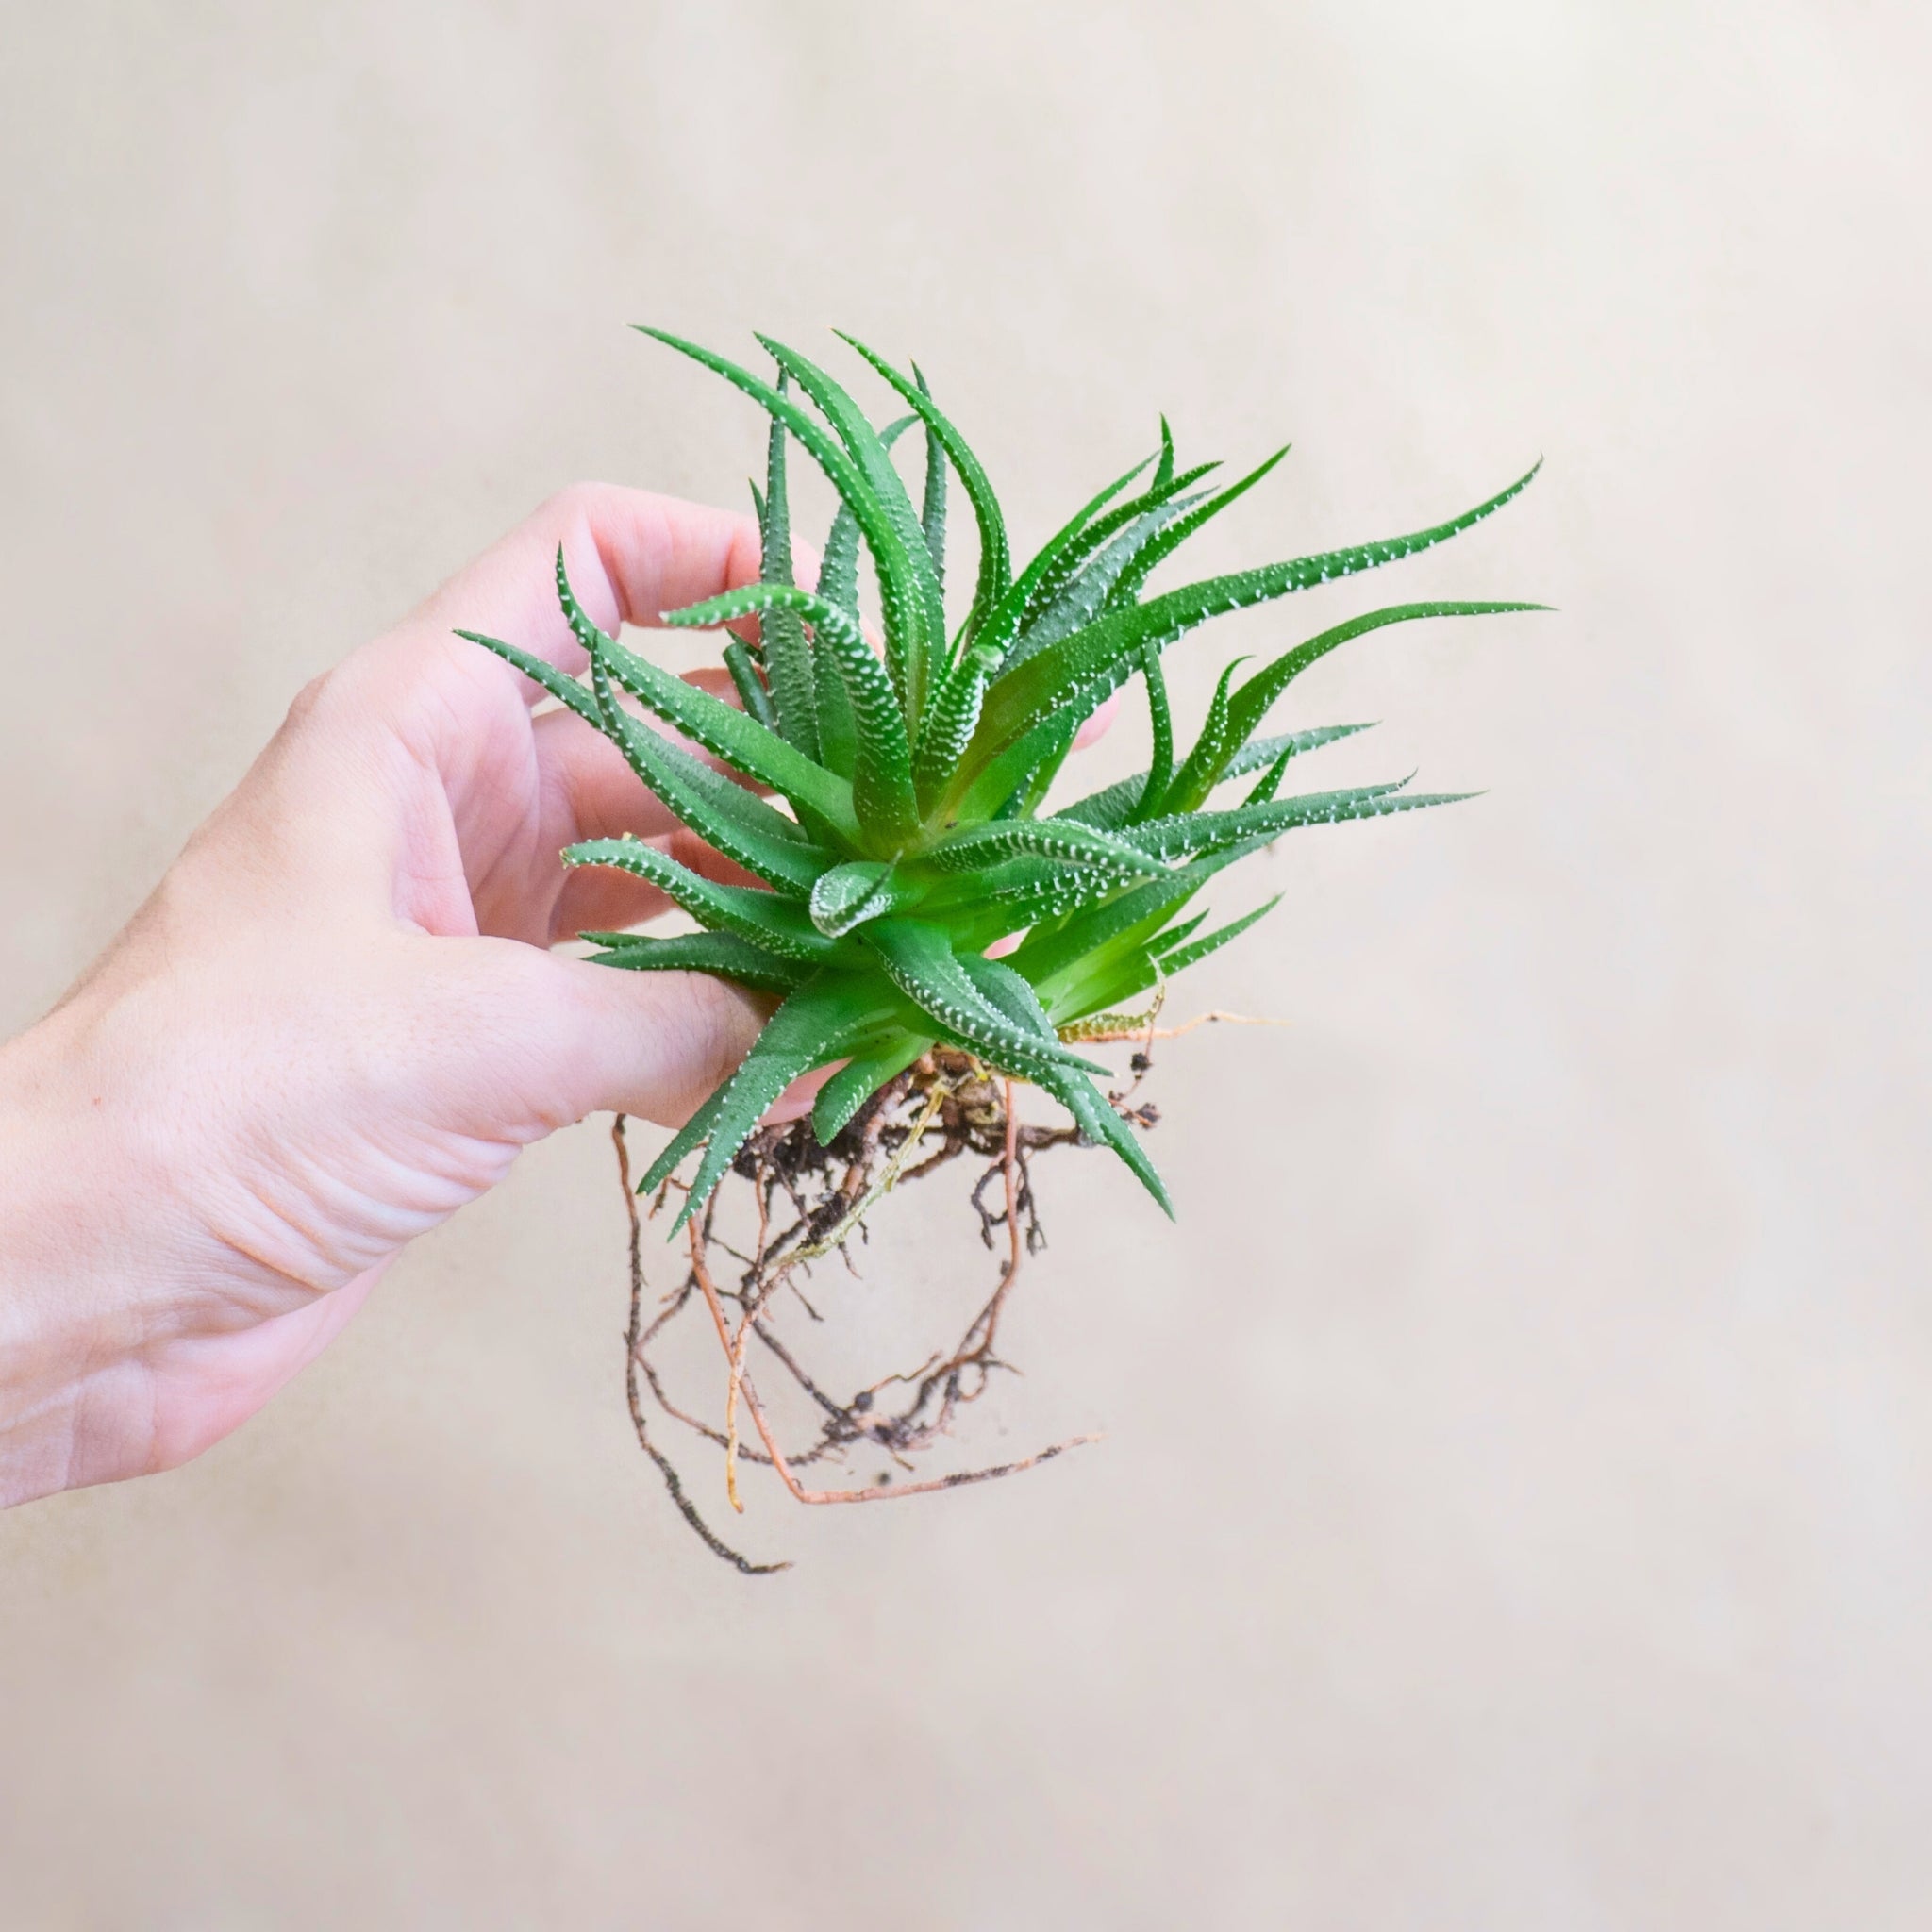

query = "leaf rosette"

[{"left": 460, "top": 330, "right": 1542, "bottom": 1226}]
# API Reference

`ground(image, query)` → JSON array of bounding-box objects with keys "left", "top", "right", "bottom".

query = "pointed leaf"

[
  {"left": 589, "top": 656, "right": 830, "bottom": 895},
  {"left": 666, "top": 581, "right": 918, "bottom": 848},
  {"left": 1015, "top": 463, "right": 1221, "bottom": 637},
  {"left": 912, "top": 642, "right": 997, "bottom": 810},
  {"left": 1123, "top": 782, "right": 1474, "bottom": 864},
  {"left": 970, "top": 453, "right": 1157, "bottom": 664},
  {"left": 555, "top": 553, "right": 860, "bottom": 843},
  {"left": 1002, "top": 492, "right": 1204, "bottom": 675},
  {"left": 1158, "top": 893, "right": 1282, "bottom": 974},
  {"left": 859, "top": 920, "right": 1108, "bottom": 1075},
  {"left": 917, "top": 363, "right": 947, "bottom": 594},
  {"left": 1242, "top": 741, "right": 1295, "bottom": 807},
  {"left": 808, "top": 412, "right": 914, "bottom": 784},
  {"left": 673, "top": 974, "right": 908, "bottom": 1228},
  {"left": 755, "top": 334, "right": 943, "bottom": 723},
  {"left": 641, "top": 1083, "right": 732, "bottom": 1195},
  {"left": 637, "top": 327, "right": 929, "bottom": 710},
  {"left": 722, "top": 638, "right": 777, "bottom": 730},
  {"left": 563, "top": 837, "right": 839, "bottom": 961},
  {"left": 1151, "top": 415, "right": 1175, "bottom": 495},
  {"left": 1030, "top": 1058, "right": 1174, "bottom": 1217},
  {"left": 456, "top": 628, "right": 602, "bottom": 726},
  {"left": 924, "top": 817, "right": 1166, "bottom": 881},
  {"left": 1014, "top": 833, "right": 1287, "bottom": 991},
  {"left": 811, "top": 1031, "right": 933, "bottom": 1145},
  {"left": 1160, "top": 656, "right": 1249, "bottom": 815},
  {"left": 1224, "top": 721, "right": 1375, "bottom": 778},
  {"left": 583, "top": 930, "right": 808, "bottom": 994},
  {"left": 1103, "top": 444, "right": 1291, "bottom": 611},
  {"left": 1223, "top": 602, "right": 1544, "bottom": 756},
  {"left": 974, "top": 470, "right": 1545, "bottom": 773},
  {"left": 952, "top": 698, "right": 1094, "bottom": 823},
  {"left": 1058, "top": 722, "right": 1378, "bottom": 831},
  {"left": 837, "top": 333, "right": 1013, "bottom": 648},
  {"left": 817, "top": 500, "right": 861, "bottom": 623},
  {"left": 754, "top": 375, "right": 820, "bottom": 758}
]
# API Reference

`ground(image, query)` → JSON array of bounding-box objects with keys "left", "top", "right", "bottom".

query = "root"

[
  {"left": 612, "top": 1032, "right": 1193, "bottom": 1574},
  {"left": 614, "top": 1117, "right": 790, "bottom": 1576}
]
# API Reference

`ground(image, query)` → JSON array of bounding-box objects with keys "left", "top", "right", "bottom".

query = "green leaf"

[
  {"left": 588, "top": 656, "right": 831, "bottom": 895},
  {"left": 1135, "top": 646, "right": 1175, "bottom": 821},
  {"left": 636, "top": 327, "right": 931, "bottom": 713},
  {"left": 1001, "top": 493, "right": 1202, "bottom": 675},
  {"left": 970, "top": 452, "right": 1157, "bottom": 664},
  {"left": 1223, "top": 721, "right": 1375, "bottom": 778},
  {"left": 1242, "top": 741, "right": 1296, "bottom": 807},
  {"left": 1013, "top": 463, "right": 1220, "bottom": 638},
  {"left": 1103, "top": 444, "right": 1291, "bottom": 611},
  {"left": 555, "top": 553, "right": 861, "bottom": 844},
  {"left": 641, "top": 1084, "right": 732, "bottom": 1195},
  {"left": 1160, "top": 657, "right": 1250, "bottom": 815},
  {"left": 1015, "top": 721, "right": 1085, "bottom": 819},
  {"left": 809, "top": 859, "right": 920, "bottom": 937},
  {"left": 1151, "top": 415, "right": 1175, "bottom": 495},
  {"left": 755, "top": 333, "right": 945, "bottom": 724},
  {"left": 667, "top": 582, "right": 919, "bottom": 850},
  {"left": 1012, "top": 834, "right": 1283, "bottom": 991},
  {"left": 1222, "top": 601, "right": 1543, "bottom": 757},
  {"left": 817, "top": 501, "right": 861, "bottom": 623},
  {"left": 722, "top": 638, "right": 777, "bottom": 730},
  {"left": 753, "top": 375, "right": 820, "bottom": 760},
  {"left": 582, "top": 930, "right": 808, "bottom": 994},
  {"left": 912, "top": 642, "right": 998, "bottom": 812},
  {"left": 563, "top": 837, "right": 840, "bottom": 961},
  {"left": 952, "top": 699, "right": 1093, "bottom": 823},
  {"left": 858, "top": 920, "right": 1108, "bottom": 1075},
  {"left": 672, "top": 973, "right": 908, "bottom": 1228},
  {"left": 1122, "top": 782, "right": 1474, "bottom": 864},
  {"left": 1058, "top": 722, "right": 1379, "bottom": 832},
  {"left": 837, "top": 333, "right": 1013, "bottom": 650},
  {"left": 1160, "top": 893, "right": 1281, "bottom": 974},
  {"left": 958, "top": 952, "right": 1062, "bottom": 1043},
  {"left": 973, "top": 469, "right": 1545, "bottom": 774},
  {"left": 811, "top": 1031, "right": 933, "bottom": 1145},
  {"left": 456, "top": 628, "right": 603, "bottom": 726},
  {"left": 953, "top": 863, "right": 1157, "bottom": 941},
  {"left": 808, "top": 411, "right": 915, "bottom": 786},
  {"left": 924, "top": 817, "right": 1166, "bottom": 881},
  {"left": 1029, "top": 1058, "right": 1174, "bottom": 1218},
  {"left": 916, "top": 363, "right": 947, "bottom": 594}
]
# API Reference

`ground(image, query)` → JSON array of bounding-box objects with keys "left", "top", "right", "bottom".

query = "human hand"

[{"left": 0, "top": 486, "right": 792, "bottom": 1504}]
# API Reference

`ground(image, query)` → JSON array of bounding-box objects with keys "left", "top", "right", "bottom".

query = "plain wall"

[{"left": 2, "top": 3, "right": 1928, "bottom": 1925}]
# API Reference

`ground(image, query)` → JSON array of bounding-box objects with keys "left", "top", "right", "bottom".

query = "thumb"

[{"left": 442, "top": 942, "right": 768, "bottom": 1140}]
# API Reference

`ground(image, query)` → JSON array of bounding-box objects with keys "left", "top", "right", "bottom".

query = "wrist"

[{"left": 0, "top": 994, "right": 175, "bottom": 1503}]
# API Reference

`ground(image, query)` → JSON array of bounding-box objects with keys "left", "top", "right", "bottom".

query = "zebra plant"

[{"left": 461, "top": 329, "right": 1540, "bottom": 1226}]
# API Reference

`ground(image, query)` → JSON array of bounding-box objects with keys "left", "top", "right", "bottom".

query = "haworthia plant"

[{"left": 461, "top": 329, "right": 1543, "bottom": 1228}]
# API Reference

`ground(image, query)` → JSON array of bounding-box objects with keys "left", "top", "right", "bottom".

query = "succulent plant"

[{"left": 461, "top": 329, "right": 1539, "bottom": 1227}]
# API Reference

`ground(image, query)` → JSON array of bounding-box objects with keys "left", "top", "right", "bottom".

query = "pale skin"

[{"left": 0, "top": 485, "right": 1115, "bottom": 1508}]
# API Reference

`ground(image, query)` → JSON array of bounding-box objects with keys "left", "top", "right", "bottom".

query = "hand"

[{"left": 0, "top": 486, "right": 785, "bottom": 1504}]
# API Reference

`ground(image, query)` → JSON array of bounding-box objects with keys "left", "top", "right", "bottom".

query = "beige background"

[{"left": 3, "top": 2, "right": 1928, "bottom": 1925}]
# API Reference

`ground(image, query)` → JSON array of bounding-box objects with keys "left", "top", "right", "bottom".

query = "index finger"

[{"left": 411, "top": 483, "right": 768, "bottom": 698}]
